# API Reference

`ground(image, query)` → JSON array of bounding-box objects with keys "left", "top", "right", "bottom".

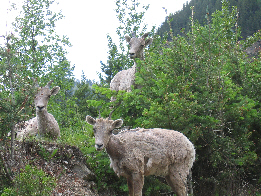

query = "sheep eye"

[{"left": 93, "top": 128, "right": 96, "bottom": 133}]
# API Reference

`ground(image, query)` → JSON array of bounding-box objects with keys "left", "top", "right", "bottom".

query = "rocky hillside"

[{"left": 0, "top": 140, "right": 116, "bottom": 196}]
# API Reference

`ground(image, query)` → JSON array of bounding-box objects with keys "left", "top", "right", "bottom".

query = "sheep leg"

[
  {"left": 165, "top": 175, "right": 177, "bottom": 194},
  {"left": 127, "top": 176, "right": 134, "bottom": 196},
  {"left": 127, "top": 172, "right": 144, "bottom": 196},
  {"left": 165, "top": 171, "right": 187, "bottom": 196}
]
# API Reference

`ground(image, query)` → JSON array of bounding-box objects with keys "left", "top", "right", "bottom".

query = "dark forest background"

[{"left": 158, "top": 0, "right": 261, "bottom": 39}]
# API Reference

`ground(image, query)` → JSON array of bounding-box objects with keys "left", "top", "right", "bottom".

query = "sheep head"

[
  {"left": 34, "top": 80, "right": 60, "bottom": 113},
  {"left": 125, "top": 32, "right": 153, "bottom": 60},
  {"left": 86, "top": 116, "right": 123, "bottom": 150}
]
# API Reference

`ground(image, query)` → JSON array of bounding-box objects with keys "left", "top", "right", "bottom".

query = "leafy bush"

[
  {"left": 91, "top": 1, "right": 261, "bottom": 195},
  {"left": 1, "top": 165, "right": 56, "bottom": 196}
]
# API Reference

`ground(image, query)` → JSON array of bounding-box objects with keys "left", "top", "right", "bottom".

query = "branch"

[{"left": 0, "top": 150, "right": 14, "bottom": 184}]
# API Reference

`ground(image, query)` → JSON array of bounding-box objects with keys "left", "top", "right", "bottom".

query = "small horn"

[
  {"left": 132, "top": 31, "right": 136, "bottom": 38},
  {"left": 46, "top": 80, "right": 53, "bottom": 88},
  {"left": 98, "top": 110, "right": 101, "bottom": 118},
  {"left": 32, "top": 78, "right": 39, "bottom": 88},
  {"left": 142, "top": 32, "right": 149, "bottom": 39},
  {"left": 108, "top": 102, "right": 121, "bottom": 120},
  {"left": 108, "top": 108, "right": 115, "bottom": 120}
]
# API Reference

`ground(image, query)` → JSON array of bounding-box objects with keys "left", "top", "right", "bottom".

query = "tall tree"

[{"left": 130, "top": 1, "right": 261, "bottom": 194}]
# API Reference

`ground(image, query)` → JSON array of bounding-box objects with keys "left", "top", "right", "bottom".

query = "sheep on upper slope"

[{"left": 110, "top": 32, "right": 152, "bottom": 101}]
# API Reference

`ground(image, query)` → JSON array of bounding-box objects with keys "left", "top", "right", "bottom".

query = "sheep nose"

[
  {"left": 37, "top": 106, "right": 44, "bottom": 111},
  {"left": 95, "top": 144, "right": 103, "bottom": 150}
]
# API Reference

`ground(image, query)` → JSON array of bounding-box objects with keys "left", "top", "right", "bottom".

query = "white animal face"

[
  {"left": 34, "top": 81, "right": 60, "bottom": 113},
  {"left": 34, "top": 87, "right": 51, "bottom": 112},
  {"left": 86, "top": 116, "right": 123, "bottom": 150},
  {"left": 125, "top": 33, "right": 153, "bottom": 60},
  {"left": 128, "top": 38, "right": 146, "bottom": 59}
]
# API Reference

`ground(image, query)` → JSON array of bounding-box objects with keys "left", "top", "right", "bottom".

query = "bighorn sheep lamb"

[
  {"left": 15, "top": 80, "right": 60, "bottom": 140},
  {"left": 110, "top": 32, "right": 153, "bottom": 101},
  {"left": 86, "top": 115, "right": 195, "bottom": 196}
]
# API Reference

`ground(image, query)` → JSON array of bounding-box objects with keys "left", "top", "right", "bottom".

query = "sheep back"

[
  {"left": 106, "top": 128, "right": 195, "bottom": 177},
  {"left": 15, "top": 117, "right": 38, "bottom": 140},
  {"left": 110, "top": 66, "right": 135, "bottom": 92}
]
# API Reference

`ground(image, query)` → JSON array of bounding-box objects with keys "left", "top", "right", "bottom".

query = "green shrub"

[{"left": 1, "top": 165, "right": 56, "bottom": 196}]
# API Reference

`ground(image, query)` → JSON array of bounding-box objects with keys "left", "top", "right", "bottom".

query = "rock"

[
  {"left": 72, "top": 163, "right": 96, "bottom": 181},
  {"left": 0, "top": 140, "right": 116, "bottom": 196}
]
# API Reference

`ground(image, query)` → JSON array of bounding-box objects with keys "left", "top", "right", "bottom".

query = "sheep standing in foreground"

[
  {"left": 86, "top": 115, "right": 195, "bottom": 196},
  {"left": 110, "top": 32, "right": 153, "bottom": 101},
  {"left": 16, "top": 80, "right": 60, "bottom": 140}
]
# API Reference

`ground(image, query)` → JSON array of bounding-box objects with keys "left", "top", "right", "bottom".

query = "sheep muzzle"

[
  {"left": 129, "top": 53, "right": 136, "bottom": 59},
  {"left": 95, "top": 143, "right": 104, "bottom": 151}
]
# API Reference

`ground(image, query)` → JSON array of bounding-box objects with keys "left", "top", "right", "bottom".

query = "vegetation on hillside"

[{"left": 1, "top": 0, "right": 261, "bottom": 195}]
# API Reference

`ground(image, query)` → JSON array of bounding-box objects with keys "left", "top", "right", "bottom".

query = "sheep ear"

[
  {"left": 51, "top": 86, "right": 60, "bottom": 96},
  {"left": 145, "top": 38, "right": 153, "bottom": 46},
  {"left": 113, "top": 119, "right": 123, "bottom": 128},
  {"left": 32, "top": 78, "right": 39, "bottom": 88},
  {"left": 125, "top": 35, "right": 131, "bottom": 43},
  {"left": 46, "top": 80, "right": 54, "bottom": 88},
  {"left": 86, "top": 116, "right": 96, "bottom": 125},
  {"left": 142, "top": 32, "right": 149, "bottom": 39}
]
